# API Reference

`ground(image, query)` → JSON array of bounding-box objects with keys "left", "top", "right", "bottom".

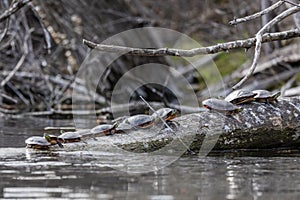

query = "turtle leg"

[{"left": 56, "top": 140, "right": 64, "bottom": 148}]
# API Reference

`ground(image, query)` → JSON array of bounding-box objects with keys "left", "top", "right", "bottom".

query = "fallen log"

[{"left": 56, "top": 97, "right": 300, "bottom": 155}]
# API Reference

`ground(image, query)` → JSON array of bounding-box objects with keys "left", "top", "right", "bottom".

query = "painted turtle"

[
  {"left": 58, "top": 131, "right": 82, "bottom": 143},
  {"left": 25, "top": 136, "right": 51, "bottom": 150},
  {"left": 202, "top": 98, "right": 242, "bottom": 115},
  {"left": 152, "top": 108, "right": 178, "bottom": 121},
  {"left": 90, "top": 123, "right": 118, "bottom": 136},
  {"left": 225, "top": 89, "right": 256, "bottom": 105},
  {"left": 124, "top": 114, "right": 155, "bottom": 129},
  {"left": 253, "top": 90, "right": 281, "bottom": 103}
]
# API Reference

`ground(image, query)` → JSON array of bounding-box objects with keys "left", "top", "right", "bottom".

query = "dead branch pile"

[{"left": 0, "top": 0, "right": 299, "bottom": 117}]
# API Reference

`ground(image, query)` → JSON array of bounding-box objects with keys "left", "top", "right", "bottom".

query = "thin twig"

[
  {"left": 0, "top": 0, "right": 32, "bottom": 23},
  {"left": 1, "top": 54, "right": 26, "bottom": 87},
  {"left": 283, "top": 0, "right": 300, "bottom": 7},
  {"left": 139, "top": 96, "right": 173, "bottom": 132},
  {"left": 139, "top": 96, "right": 194, "bottom": 154},
  {"left": 229, "top": 1, "right": 285, "bottom": 25},
  {"left": 0, "top": 18, "right": 10, "bottom": 43},
  {"left": 281, "top": 73, "right": 298, "bottom": 96},
  {"left": 0, "top": 91, "right": 18, "bottom": 103},
  {"left": 83, "top": 29, "right": 300, "bottom": 57},
  {"left": 1, "top": 28, "right": 33, "bottom": 87},
  {"left": 232, "top": 5, "right": 300, "bottom": 90}
]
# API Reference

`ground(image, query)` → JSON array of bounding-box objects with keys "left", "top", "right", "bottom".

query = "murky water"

[{"left": 0, "top": 117, "right": 300, "bottom": 199}]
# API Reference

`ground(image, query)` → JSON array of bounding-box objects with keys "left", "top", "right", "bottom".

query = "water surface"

[{"left": 0, "top": 117, "right": 299, "bottom": 199}]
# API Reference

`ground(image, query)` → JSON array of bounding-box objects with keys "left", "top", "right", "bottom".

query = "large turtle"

[
  {"left": 202, "top": 98, "right": 242, "bottom": 115},
  {"left": 25, "top": 136, "right": 51, "bottom": 150},
  {"left": 225, "top": 89, "right": 256, "bottom": 105},
  {"left": 90, "top": 123, "right": 118, "bottom": 136},
  {"left": 57, "top": 131, "right": 82, "bottom": 143},
  {"left": 125, "top": 114, "right": 155, "bottom": 128},
  {"left": 253, "top": 90, "right": 281, "bottom": 103}
]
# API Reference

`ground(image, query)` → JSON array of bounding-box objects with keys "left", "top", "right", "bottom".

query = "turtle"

[
  {"left": 253, "top": 90, "right": 281, "bottom": 103},
  {"left": 202, "top": 98, "right": 242, "bottom": 115},
  {"left": 225, "top": 89, "right": 256, "bottom": 105},
  {"left": 44, "top": 133, "right": 64, "bottom": 148},
  {"left": 90, "top": 123, "right": 118, "bottom": 136},
  {"left": 152, "top": 108, "right": 178, "bottom": 121},
  {"left": 25, "top": 136, "right": 51, "bottom": 150},
  {"left": 124, "top": 114, "right": 155, "bottom": 129},
  {"left": 57, "top": 131, "right": 82, "bottom": 143}
]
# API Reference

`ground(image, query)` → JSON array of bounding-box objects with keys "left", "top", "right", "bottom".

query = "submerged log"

[{"left": 56, "top": 97, "right": 300, "bottom": 155}]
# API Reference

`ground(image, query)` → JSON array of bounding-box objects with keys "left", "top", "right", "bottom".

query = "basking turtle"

[
  {"left": 25, "top": 136, "right": 51, "bottom": 150},
  {"left": 90, "top": 123, "right": 118, "bottom": 136},
  {"left": 225, "top": 89, "right": 256, "bottom": 105},
  {"left": 202, "top": 98, "right": 242, "bottom": 115},
  {"left": 253, "top": 90, "right": 281, "bottom": 103},
  {"left": 152, "top": 108, "right": 178, "bottom": 121},
  {"left": 124, "top": 114, "right": 155, "bottom": 129},
  {"left": 57, "top": 131, "right": 82, "bottom": 143}
]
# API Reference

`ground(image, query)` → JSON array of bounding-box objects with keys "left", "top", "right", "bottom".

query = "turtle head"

[
  {"left": 272, "top": 91, "right": 281, "bottom": 99},
  {"left": 112, "top": 122, "right": 119, "bottom": 128},
  {"left": 168, "top": 109, "right": 179, "bottom": 118},
  {"left": 43, "top": 133, "right": 51, "bottom": 142},
  {"left": 236, "top": 107, "right": 243, "bottom": 113}
]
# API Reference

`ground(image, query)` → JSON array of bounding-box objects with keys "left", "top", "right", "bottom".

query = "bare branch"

[
  {"left": 0, "top": 0, "right": 32, "bottom": 23},
  {"left": 229, "top": 1, "right": 285, "bottom": 25},
  {"left": 283, "top": 0, "right": 300, "bottom": 7},
  {"left": 83, "top": 29, "right": 300, "bottom": 57},
  {"left": 0, "top": 28, "right": 33, "bottom": 87},
  {"left": 232, "top": 5, "right": 300, "bottom": 90}
]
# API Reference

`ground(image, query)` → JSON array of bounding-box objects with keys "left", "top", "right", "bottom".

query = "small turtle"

[
  {"left": 90, "top": 123, "right": 118, "bottom": 136},
  {"left": 25, "top": 136, "right": 51, "bottom": 150},
  {"left": 124, "top": 114, "right": 155, "bottom": 129},
  {"left": 58, "top": 131, "right": 82, "bottom": 143},
  {"left": 225, "top": 89, "right": 256, "bottom": 105},
  {"left": 253, "top": 90, "right": 281, "bottom": 103},
  {"left": 152, "top": 108, "right": 178, "bottom": 121},
  {"left": 202, "top": 98, "right": 242, "bottom": 115},
  {"left": 44, "top": 133, "right": 64, "bottom": 148}
]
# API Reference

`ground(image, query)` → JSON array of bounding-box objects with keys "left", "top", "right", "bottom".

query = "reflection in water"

[{"left": 1, "top": 148, "right": 300, "bottom": 199}]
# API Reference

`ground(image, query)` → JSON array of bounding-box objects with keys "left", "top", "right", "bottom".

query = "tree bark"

[{"left": 58, "top": 97, "right": 300, "bottom": 154}]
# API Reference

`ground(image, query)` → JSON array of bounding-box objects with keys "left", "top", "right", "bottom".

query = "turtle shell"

[
  {"left": 253, "top": 90, "right": 281, "bottom": 102},
  {"left": 202, "top": 98, "right": 242, "bottom": 114},
  {"left": 25, "top": 136, "right": 51, "bottom": 150},
  {"left": 125, "top": 114, "right": 154, "bottom": 128},
  {"left": 152, "top": 108, "right": 178, "bottom": 121},
  {"left": 58, "top": 131, "right": 81, "bottom": 143},
  {"left": 90, "top": 124, "right": 116, "bottom": 136},
  {"left": 225, "top": 89, "right": 255, "bottom": 104},
  {"left": 76, "top": 129, "right": 93, "bottom": 138},
  {"left": 115, "top": 122, "right": 133, "bottom": 133}
]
